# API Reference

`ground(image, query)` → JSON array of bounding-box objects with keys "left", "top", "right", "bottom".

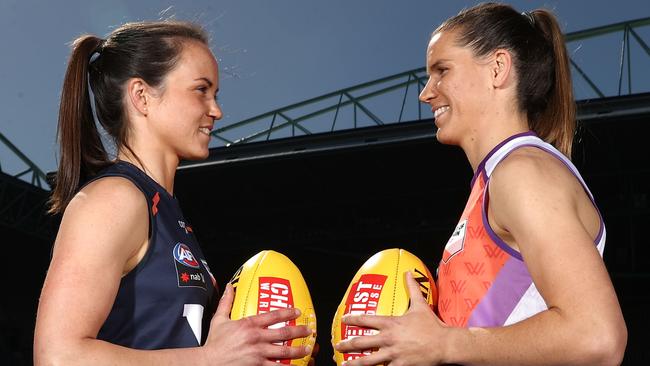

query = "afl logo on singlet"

[{"left": 173, "top": 243, "right": 200, "bottom": 268}]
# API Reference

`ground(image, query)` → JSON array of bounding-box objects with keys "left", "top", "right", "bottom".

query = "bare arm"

[
  {"left": 337, "top": 150, "right": 626, "bottom": 365},
  {"left": 34, "top": 177, "right": 311, "bottom": 366}
]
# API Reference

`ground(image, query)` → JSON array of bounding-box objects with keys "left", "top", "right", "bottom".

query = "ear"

[
  {"left": 490, "top": 49, "right": 513, "bottom": 89},
  {"left": 126, "top": 78, "right": 151, "bottom": 117}
]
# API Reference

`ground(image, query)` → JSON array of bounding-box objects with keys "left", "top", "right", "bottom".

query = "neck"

[
  {"left": 462, "top": 109, "right": 529, "bottom": 172},
  {"left": 117, "top": 147, "right": 179, "bottom": 195}
]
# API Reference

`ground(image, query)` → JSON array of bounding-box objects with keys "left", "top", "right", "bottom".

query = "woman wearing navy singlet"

[
  {"left": 336, "top": 3, "right": 627, "bottom": 365},
  {"left": 34, "top": 21, "right": 312, "bottom": 365}
]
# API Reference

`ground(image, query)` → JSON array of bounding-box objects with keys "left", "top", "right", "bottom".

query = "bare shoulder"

[
  {"left": 55, "top": 176, "right": 149, "bottom": 260},
  {"left": 71, "top": 176, "right": 147, "bottom": 211},
  {"left": 490, "top": 147, "right": 581, "bottom": 201},
  {"left": 487, "top": 147, "right": 586, "bottom": 232}
]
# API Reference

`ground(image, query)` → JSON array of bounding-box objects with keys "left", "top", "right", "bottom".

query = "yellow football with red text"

[
  {"left": 230, "top": 250, "right": 316, "bottom": 366},
  {"left": 331, "top": 248, "right": 437, "bottom": 365}
]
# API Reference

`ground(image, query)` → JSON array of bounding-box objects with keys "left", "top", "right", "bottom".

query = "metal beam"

[
  {"left": 0, "top": 132, "right": 49, "bottom": 189},
  {"left": 213, "top": 17, "right": 650, "bottom": 148}
]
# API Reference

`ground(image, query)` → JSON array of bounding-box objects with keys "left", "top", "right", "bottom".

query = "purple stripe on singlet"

[
  {"left": 467, "top": 257, "right": 532, "bottom": 327},
  {"left": 481, "top": 193, "right": 524, "bottom": 260},
  {"left": 471, "top": 131, "right": 536, "bottom": 188}
]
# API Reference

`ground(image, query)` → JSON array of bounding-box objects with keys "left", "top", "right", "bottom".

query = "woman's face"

[
  {"left": 147, "top": 40, "right": 222, "bottom": 161},
  {"left": 419, "top": 30, "right": 493, "bottom": 147}
]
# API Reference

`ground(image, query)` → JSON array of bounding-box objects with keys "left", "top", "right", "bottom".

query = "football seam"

[
  {"left": 390, "top": 249, "right": 401, "bottom": 316},
  {"left": 242, "top": 251, "right": 266, "bottom": 319}
]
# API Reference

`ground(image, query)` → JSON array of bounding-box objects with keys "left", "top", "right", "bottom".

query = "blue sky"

[{"left": 0, "top": 0, "right": 648, "bottom": 178}]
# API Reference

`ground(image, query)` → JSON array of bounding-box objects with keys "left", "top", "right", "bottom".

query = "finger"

[
  {"left": 341, "top": 349, "right": 389, "bottom": 366},
  {"left": 335, "top": 334, "right": 382, "bottom": 353},
  {"left": 405, "top": 271, "right": 429, "bottom": 309},
  {"left": 260, "top": 343, "right": 311, "bottom": 361},
  {"left": 341, "top": 313, "right": 389, "bottom": 329},
  {"left": 213, "top": 282, "right": 235, "bottom": 320},
  {"left": 249, "top": 308, "right": 301, "bottom": 328},
  {"left": 260, "top": 324, "right": 312, "bottom": 343}
]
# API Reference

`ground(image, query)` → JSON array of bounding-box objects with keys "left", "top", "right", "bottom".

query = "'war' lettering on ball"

[{"left": 258, "top": 276, "right": 296, "bottom": 364}]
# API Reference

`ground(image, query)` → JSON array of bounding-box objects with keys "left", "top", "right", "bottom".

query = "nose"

[
  {"left": 418, "top": 76, "right": 437, "bottom": 104},
  {"left": 209, "top": 99, "right": 223, "bottom": 121}
]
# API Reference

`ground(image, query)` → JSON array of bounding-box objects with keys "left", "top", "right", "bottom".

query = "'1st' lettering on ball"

[{"left": 331, "top": 248, "right": 437, "bottom": 365}]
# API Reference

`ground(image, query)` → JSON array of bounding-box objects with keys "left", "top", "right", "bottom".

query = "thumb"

[
  {"left": 405, "top": 271, "right": 429, "bottom": 310},
  {"left": 213, "top": 282, "right": 235, "bottom": 321}
]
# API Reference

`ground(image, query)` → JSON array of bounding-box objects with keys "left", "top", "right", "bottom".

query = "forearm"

[
  {"left": 35, "top": 338, "right": 208, "bottom": 366},
  {"left": 442, "top": 308, "right": 624, "bottom": 366}
]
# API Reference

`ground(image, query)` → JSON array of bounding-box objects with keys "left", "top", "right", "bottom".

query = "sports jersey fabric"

[
  {"left": 436, "top": 131, "right": 605, "bottom": 327},
  {"left": 84, "top": 160, "right": 218, "bottom": 348}
]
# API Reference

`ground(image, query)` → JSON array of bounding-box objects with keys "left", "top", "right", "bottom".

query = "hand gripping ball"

[
  {"left": 331, "top": 248, "right": 437, "bottom": 365},
  {"left": 229, "top": 250, "right": 317, "bottom": 366}
]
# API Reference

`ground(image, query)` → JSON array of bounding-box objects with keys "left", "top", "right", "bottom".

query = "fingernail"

[{"left": 294, "top": 308, "right": 301, "bottom": 316}]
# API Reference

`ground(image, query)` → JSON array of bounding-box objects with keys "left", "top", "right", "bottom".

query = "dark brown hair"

[
  {"left": 49, "top": 20, "right": 208, "bottom": 214},
  {"left": 436, "top": 2, "right": 575, "bottom": 157}
]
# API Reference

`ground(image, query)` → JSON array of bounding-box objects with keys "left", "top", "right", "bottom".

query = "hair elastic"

[
  {"left": 522, "top": 11, "right": 535, "bottom": 27},
  {"left": 89, "top": 39, "right": 106, "bottom": 64}
]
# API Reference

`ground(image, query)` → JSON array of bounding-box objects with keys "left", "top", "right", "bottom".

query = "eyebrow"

[
  {"left": 427, "top": 59, "right": 451, "bottom": 73},
  {"left": 195, "top": 77, "right": 214, "bottom": 88}
]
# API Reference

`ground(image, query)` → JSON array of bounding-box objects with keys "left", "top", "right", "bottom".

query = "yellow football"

[
  {"left": 331, "top": 248, "right": 437, "bottom": 365},
  {"left": 229, "top": 250, "right": 316, "bottom": 366}
]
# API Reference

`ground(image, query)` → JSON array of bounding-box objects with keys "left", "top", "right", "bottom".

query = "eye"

[{"left": 196, "top": 86, "right": 208, "bottom": 94}]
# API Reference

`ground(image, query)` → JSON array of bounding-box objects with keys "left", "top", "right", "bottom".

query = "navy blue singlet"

[{"left": 90, "top": 161, "right": 218, "bottom": 349}]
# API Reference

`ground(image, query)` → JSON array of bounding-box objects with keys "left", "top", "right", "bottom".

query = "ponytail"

[
  {"left": 531, "top": 10, "right": 576, "bottom": 158},
  {"left": 49, "top": 35, "right": 110, "bottom": 214}
]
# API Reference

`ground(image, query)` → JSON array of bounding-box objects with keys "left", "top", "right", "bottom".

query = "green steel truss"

[
  {"left": 566, "top": 17, "right": 650, "bottom": 98},
  {"left": 0, "top": 132, "right": 54, "bottom": 240},
  {"left": 0, "top": 132, "right": 49, "bottom": 189},
  {"left": 1, "top": 17, "right": 649, "bottom": 185},
  {"left": 211, "top": 17, "right": 650, "bottom": 146}
]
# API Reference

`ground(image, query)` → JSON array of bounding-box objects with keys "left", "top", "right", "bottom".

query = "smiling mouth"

[
  {"left": 434, "top": 106, "right": 449, "bottom": 119},
  {"left": 198, "top": 127, "right": 212, "bottom": 135}
]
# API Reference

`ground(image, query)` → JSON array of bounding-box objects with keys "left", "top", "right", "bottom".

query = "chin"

[
  {"left": 182, "top": 150, "right": 210, "bottom": 161},
  {"left": 434, "top": 129, "right": 460, "bottom": 146},
  {"left": 435, "top": 130, "right": 450, "bottom": 145}
]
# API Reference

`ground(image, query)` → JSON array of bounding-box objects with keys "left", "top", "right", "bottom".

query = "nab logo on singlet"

[
  {"left": 442, "top": 219, "right": 467, "bottom": 263},
  {"left": 178, "top": 220, "right": 193, "bottom": 235},
  {"left": 173, "top": 243, "right": 200, "bottom": 268}
]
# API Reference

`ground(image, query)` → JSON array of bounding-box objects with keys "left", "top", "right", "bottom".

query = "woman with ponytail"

[
  {"left": 336, "top": 3, "right": 627, "bottom": 365},
  {"left": 34, "top": 21, "right": 312, "bottom": 365}
]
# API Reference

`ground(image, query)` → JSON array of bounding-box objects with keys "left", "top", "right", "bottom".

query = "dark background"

[{"left": 3, "top": 94, "right": 648, "bottom": 365}]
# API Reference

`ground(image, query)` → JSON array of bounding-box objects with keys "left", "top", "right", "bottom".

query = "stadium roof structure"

[{"left": 198, "top": 16, "right": 650, "bottom": 150}]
